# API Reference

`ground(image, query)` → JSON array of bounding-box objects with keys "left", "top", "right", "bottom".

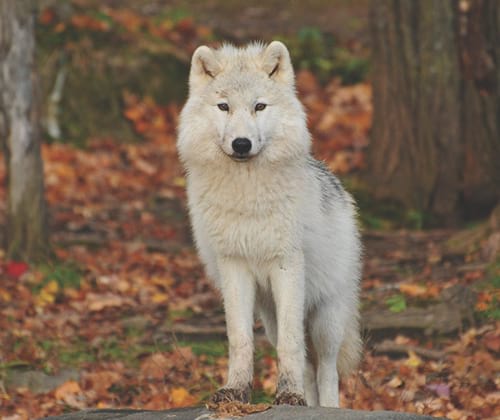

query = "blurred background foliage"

[
  {"left": 282, "top": 27, "right": 369, "bottom": 85},
  {"left": 36, "top": 0, "right": 370, "bottom": 144}
]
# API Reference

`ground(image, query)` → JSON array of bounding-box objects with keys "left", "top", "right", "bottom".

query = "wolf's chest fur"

[{"left": 188, "top": 164, "right": 304, "bottom": 260}]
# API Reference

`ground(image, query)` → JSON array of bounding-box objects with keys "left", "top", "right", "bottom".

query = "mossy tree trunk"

[
  {"left": 369, "top": 0, "right": 499, "bottom": 224},
  {"left": 0, "top": 0, "right": 49, "bottom": 261}
]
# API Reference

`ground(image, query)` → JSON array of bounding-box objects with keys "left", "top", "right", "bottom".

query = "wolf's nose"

[{"left": 232, "top": 138, "right": 252, "bottom": 155}]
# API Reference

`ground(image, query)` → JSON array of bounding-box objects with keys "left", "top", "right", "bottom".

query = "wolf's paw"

[
  {"left": 210, "top": 387, "right": 251, "bottom": 404},
  {"left": 274, "top": 391, "right": 307, "bottom": 406}
]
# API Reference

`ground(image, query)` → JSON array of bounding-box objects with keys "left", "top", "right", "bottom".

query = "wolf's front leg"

[
  {"left": 211, "top": 258, "right": 255, "bottom": 404},
  {"left": 270, "top": 252, "right": 307, "bottom": 406}
]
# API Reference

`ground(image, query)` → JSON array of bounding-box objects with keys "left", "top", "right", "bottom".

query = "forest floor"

[{"left": 1, "top": 3, "right": 499, "bottom": 420}]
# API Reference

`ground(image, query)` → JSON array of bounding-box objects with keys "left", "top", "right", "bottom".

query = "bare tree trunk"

[
  {"left": 368, "top": 0, "right": 499, "bottom": 224},
  {"left": 0, "top": 0, "right": 49, "bottom": 261}
]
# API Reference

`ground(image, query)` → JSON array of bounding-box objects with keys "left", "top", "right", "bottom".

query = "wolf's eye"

[
  {"left": 255, "top": 103, "right": 267, "bottom": 111},
  {"left": 217, "top": 103, "right": 229, "bottom": 111}
]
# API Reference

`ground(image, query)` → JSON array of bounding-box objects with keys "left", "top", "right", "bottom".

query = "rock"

[
  {"left": 42, "top": 406, "right": 444, "bottom": 420},
  {"left": 5, "top": 368, "right": 80, "bottom": 394}
]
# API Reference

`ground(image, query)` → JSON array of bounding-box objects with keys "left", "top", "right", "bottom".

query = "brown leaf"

[
  {"left": 399, "top": 283, "right": 428, "bottom": 298},
  {"left": 85, "top": 292, "right": 134, "bottom": 312},
  {"left": 84, "top": 371, "right": 122, "bottom": 396},
  {"left": 140, "top": 353, "right": 171, "bottom": 379},
  {"left": 483, "top": 331, "right": 500, "bottom": 353}
]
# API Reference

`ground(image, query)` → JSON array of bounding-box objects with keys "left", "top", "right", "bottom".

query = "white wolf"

[{"left": 177, "top": 41, "right": 362, "bottom": 408}]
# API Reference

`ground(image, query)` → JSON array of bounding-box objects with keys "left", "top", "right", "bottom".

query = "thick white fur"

[{"left": 178, "top": 41, "right": 362, "bottom": 407}]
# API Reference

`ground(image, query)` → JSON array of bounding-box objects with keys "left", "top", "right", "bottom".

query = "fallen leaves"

[
  {"left": 483, "top": 329, "right": 500, "bottom": 353},
  {"left": 206, "top": 401, "right": 272, "bottom": 418},
  {"left": 140, "top": 353, "right": 171, "bottom": 380},
  {"left": 123, "top": 91, "right": 179, "bottom": 150},
  {"left": 403, "top": 350, "right": 423, "bottom": 368},
  {"left": 296, "top": 70, "right": 372, "bottom": 173},
  {"left": 386, "top": 376, "right": 403, "bottom": 389},
  {"left": 426, "top": 383, "right": 450, "bottom": 398},
  {"left": 83, "top": 371, "right": 122, "bottom": 397},
  {"left": 170, "top": 387, "right": 197, "bottom": 408},
  {"left": 85, "top": 292, "right": 135, "bottom": 312},
  {"left": 399, "top": 282, "right": 440, "bottom": 299},
  {"left": 54, "top": 381, "right": 85, "bottom": 409},
  {"left": 70, "top": 15, "right": 110, "bottom": 32},
  {"left": 36, "top": 280, "right": 59, "bottom": 307}
]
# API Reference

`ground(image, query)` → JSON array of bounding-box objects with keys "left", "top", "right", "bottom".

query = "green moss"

[
  {"left": 179, "top": 340, "right": 227, "bottom": 357},
  {"left": 59, "top": 339, "right": 97, "bottom": 366}
]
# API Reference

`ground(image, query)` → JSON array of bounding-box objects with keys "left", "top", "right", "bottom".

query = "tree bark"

[
  {"left": 368, "top": 0, "right": 499, "bottom": 224},
  {"left": 0, "top": 0, "right": 49, "bottom": 261},
  {"left": 459, "top": 0, "right": 500, "bottom": 216}
]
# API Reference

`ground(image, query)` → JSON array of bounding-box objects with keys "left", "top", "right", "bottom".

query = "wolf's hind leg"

[
  {"left": 211, "top": 259, "right": 255, "bottom": 404},
  {"left": 310, "top": 304, "right": 345, "bottom": 407},
  {"left": 256, "top": 290, "right": 277, "bottom": 347}
]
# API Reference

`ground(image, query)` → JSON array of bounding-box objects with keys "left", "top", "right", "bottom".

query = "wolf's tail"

[{"left": 337, "top": 313, "right": 362, "bottom": 377}]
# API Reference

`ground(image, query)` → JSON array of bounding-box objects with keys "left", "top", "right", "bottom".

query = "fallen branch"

[
  {"left": 373, "top": 339, "right": 445, "bottom": 360},
  {"left": 362, "top": 303, "right": 462, "bottom": 335},
  {"left": 362, "top": 285, "right": 476, "bottom": 335}
]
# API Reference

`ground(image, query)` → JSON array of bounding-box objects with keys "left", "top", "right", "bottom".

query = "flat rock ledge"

[{"left": 42, "top": 406, "right": 444, "bottom": 420}]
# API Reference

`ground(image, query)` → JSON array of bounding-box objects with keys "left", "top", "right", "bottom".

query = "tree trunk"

[
  {"left": 0, "top": 0, "right": 49, "bottom": 261},
  {"left": 368, "top": 0, "right": 499, "bottom": 224},
  {"left": 459, "top": 0, "right": 500, "bottom": 216}
]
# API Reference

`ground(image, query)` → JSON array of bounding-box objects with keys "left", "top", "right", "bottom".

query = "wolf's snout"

[{"left": 232, "top": 138, "right": 252, "bottom": 155}]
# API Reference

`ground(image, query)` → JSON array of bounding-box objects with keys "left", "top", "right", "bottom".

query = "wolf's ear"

[
  {"left": 261, "top": 41, "right": 294, "bottom": 85},
  {"left": 189, "top": 46, "right": 221, "bottom": 90}
]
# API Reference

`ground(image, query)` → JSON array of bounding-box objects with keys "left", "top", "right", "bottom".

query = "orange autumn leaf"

[
  {"left": 55, "top": 380, "right": 81, "bottom": 400},
  {"left": 170, "top": 387, "right": 196, "bottom": 407},
  {"left": 475, "top": 292, "right": 493, "bottom": 311},
  {"left": 54, "top": 381, "right": 85, "bottom": 409},
  {"left": 71, "top": 14, "right": 109, "bottom": 32},
  {"left": 399, "top": 283, "right": 428, "bottom": 297},
  {"left": 123, "top": 105, "right": 146, "bottom": 122}
]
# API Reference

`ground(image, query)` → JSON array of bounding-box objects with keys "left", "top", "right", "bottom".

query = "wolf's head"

[{"left": 178, "top": 42, "right": 310, "bottom": 166}]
